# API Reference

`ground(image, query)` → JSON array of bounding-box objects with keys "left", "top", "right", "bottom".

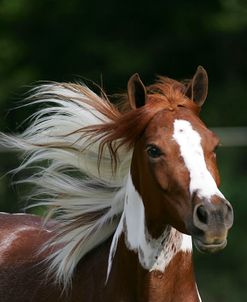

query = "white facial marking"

[
  {"left": 107, "top": 172, "right": 192, "bottom": 279},
  {"left": 173, "top": 119, "right": 224, "bottom": 200}
]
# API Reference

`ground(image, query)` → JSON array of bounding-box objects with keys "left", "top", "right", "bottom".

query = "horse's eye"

[{"left": 146, "top": 145, "right": 163, "bottom": 158}]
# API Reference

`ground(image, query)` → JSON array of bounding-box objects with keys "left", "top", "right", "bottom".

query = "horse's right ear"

[{"left": 127, "top": 73, "right": 147, "bottom": 109}]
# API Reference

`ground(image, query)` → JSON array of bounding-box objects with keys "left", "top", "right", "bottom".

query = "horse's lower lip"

[{"left": 194, "top": 239, "right": 227, "bottom": 253}]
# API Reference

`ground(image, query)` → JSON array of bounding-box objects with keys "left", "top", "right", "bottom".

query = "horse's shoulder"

[{"left": 0, "top": 213, "right": 55, "bottom": 265}]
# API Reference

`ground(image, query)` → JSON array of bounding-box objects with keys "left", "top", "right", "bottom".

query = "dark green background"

[{"left": 0, "top": 0, "right": 246, "bottom": 300}]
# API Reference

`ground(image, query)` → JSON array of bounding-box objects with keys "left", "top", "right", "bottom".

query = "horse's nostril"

[
  {"left": 196, "top": 205, "right": 208, "bottom": 225},
  {"left": 193, "top": 204, "right": 209, "bottom": 231},
  {"left": 193, "top": 199, "right": 234, "bottom": 233},
  {"left": 224, "top": 202, "right": 234, "bottom": 228}
]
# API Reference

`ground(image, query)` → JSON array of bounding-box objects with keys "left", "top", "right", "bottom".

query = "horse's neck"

[
  {"left": 108, "top": 172, "right": 193, "bottom": 274},
  {"left": 105, "top": 172, "right": 201, "bottom": 301},
  {"left": 108, "top": 231, "right": 200, "bottom": 302}
]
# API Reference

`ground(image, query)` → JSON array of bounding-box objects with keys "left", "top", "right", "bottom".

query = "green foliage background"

[{"left": 0, "top": 0, "right": 246, "bottom": 300}]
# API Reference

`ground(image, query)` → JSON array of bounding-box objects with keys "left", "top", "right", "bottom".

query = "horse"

[{"left": 0, "top": 66, "right": 233, "bottom": 302}]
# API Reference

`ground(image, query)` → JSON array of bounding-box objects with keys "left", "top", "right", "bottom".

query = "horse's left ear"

[
  {"left": 127, "top": 73, "right": 147, "bottom": 109},
  {"left": 185, "top": 66, "right": 208, "bottom": 107}
]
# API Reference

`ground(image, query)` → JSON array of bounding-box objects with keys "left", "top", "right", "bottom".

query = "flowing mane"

[{"left": 0, "top": 77, "right": 198, "bottom": 287}]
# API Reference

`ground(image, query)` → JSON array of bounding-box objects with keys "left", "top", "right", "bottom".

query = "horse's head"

[{"left": 127, "top": 67, "right": 233, "bottom": 253}]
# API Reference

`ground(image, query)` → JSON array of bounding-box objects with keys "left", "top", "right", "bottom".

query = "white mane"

[{"left": 0, "top": 83, "right": 132, "bottom": 287}]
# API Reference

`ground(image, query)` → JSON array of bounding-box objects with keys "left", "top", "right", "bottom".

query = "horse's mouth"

[{"left": 194, "top": 238, "right": 227, "bottom": 253}]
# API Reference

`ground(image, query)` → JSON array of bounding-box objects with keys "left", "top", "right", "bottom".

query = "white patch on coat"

[
  {"left": 173, "top": 119, "right": 224, "bottom": 200},
  {"left": 107, "top": 172, "right": 192, "bottom": 279}
]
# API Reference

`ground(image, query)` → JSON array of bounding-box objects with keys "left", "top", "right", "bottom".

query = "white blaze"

[{"left": 173, "top": 119, "right": 224, "bottom": 200}]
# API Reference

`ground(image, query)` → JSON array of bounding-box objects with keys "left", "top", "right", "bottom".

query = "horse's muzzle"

[{"left": 191, "top": 195, "right": 234, "bottom": 253}]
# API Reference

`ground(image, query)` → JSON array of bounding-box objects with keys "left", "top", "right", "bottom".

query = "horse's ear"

[
  {"left": 185, "top": 66, "right": 208, "bottom": 107},
  {"left": 127, "top": 73, "right": 147, "bottom": 109}
]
